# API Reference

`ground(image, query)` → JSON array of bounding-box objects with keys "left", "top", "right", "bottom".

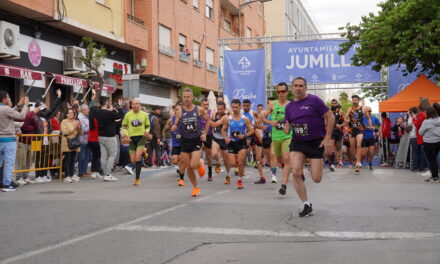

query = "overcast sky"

[{"left": 305, "top": 0, "right": 383, "bottom": 33}]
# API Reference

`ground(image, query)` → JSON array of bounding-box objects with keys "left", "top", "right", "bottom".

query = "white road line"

[
  {"left": 115, "top": 225, "right": 440, "bottom": 240},
  {"left": 0, "top": 190, "right": 228, "bottom": 264}
]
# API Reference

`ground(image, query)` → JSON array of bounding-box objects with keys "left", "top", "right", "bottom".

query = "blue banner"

[
  {"left": 224, "top": 49, "right": 266, "bottom": 111},
  {"left": 271, "top": 40, "right": 381, "bottom": 84},
  {"left": 388, "top": 64, "right": 425, "bottom": 97}
]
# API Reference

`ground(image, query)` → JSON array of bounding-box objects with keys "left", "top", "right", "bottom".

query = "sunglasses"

[{"left": 277, "top": 90, "right": 287, "bottom": 94}]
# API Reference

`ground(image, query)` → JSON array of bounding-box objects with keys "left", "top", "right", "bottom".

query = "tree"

[
  {"left": 339, "top": 0, "right": 440, "bottom": 79},
  {"left": 326, "top": 92, "right": 353, "bottom": 113},
  {"left": 178, "top": 85, "right": 203, "bottom": 105}
]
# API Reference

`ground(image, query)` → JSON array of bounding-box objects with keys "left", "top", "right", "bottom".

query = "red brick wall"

[{"left": 10, "top": 0, "right": 54, "bottom": 18}]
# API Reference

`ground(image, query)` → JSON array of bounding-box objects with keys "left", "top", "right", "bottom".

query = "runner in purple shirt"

[{"left": 283, "top": 77, "right": 335, "bottom": 217}]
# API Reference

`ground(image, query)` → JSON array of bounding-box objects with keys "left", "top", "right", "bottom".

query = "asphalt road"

[{"left": 1, "top": 166, "right": 440, "bottom": 264}]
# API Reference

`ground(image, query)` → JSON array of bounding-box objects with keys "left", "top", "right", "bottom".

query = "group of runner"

[{"left": 123, "top": 78, "right": 380, "bottom": 217}]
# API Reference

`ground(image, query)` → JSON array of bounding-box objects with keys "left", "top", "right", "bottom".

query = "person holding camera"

[
  {"left": 327, "top": 99, "right": 346, "bottom": 171},
  {"left": 61, "top": 109, "right": 82, "bottom": 183}
]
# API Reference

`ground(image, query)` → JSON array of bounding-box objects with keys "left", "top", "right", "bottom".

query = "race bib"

[
  {"left": 267, "top": 132, "right": 272, "bottom": 138},
  {"left": 183, "top": 121, "right": 197, "bottom": 132},
  {"left": 351, "top": 121, "right": 360, "bottom": 129},
  {"left": 175, "top": 133, "right": 181, "bottom": 139},
  {"left": 231, "top": 131, "right": 240, "bottom": 138},
  {"left": 213, "top": 126, "right": 221, "bottom": 133},
  {"left": 131, "top": 119, "right": 142, "bottom": 127},
  {"left": 293, "top": 124, "right": 308, "bottom": 137},
  {"left": 276, "top": 121, "right": 285, "bottom": 130}
]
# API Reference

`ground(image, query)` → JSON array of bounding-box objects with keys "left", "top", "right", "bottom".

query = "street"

[{"left": 1, "top": 166, "right": 440, "bottom": 264}]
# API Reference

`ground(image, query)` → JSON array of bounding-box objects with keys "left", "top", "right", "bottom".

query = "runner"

[
  {"left": 346, "top": 95, "right": 372, "bottom": 173},
  {"left": 283, "top": 77, "right": 335, "bottom": 217},
  {"left": 252, "top": 103, "right": 271, "bottom": 184},
  {"left": 162, "top": 102, "right": 186, "bottom": 186},
  {"left": 258, "top": 100, "right": 273, "bottom": 168},
  {"left": 326, "top": 99, "right": 346, "bottom": 172},
  {"left": 242, "top": 99, "right": 258, "bottom": 168},
  {"left": 361, "top": 106, "right": 381, "bottom": 170},
  {"left": 262, "top": 82, "right": 292, "bottom": 193},
  {"left": 222, "top": 99, "right": 254, "bottom": 189},
  {"left": 200, "top": 98, "right": 213, "bottom": 180},
  {"left": 207, "top": 102, "right": 231, "bottom": 182},
  {"left": 171, "top": 88, "right": 212, "bottom": 197},
  {"left": 121, "top": 99, "right": 151, "bottom": 186}
]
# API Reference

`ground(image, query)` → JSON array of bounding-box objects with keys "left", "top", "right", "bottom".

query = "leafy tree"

[
  {"left": 326, "top": 92, "right": 353, "bottom": 113},
  {"left": 339, "top": 0, "right": 440, "bottom": 79},
  {"left": 178, "top": 85, "right": 203, "bottom": 105}
]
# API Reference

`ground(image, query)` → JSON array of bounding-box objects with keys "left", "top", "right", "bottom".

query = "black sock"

[
  {"left": 208, "top": 166, "right": 212, "bottom": 177},
  {"left": 136, "top": 161, "right": 142, "bottom": 180},
  {"left": 179, "top": 171, "right": 184, "bottom": 180}
]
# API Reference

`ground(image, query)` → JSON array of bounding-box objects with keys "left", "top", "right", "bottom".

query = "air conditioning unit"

[
  {"left": 86, "top": 49, "right": 105, "bottom": 76},
  {"left": 0, "top": 21, "right": 20, "bottom": 59},
  {"left": 64, "top": 46, "right": 86, "bottom": 72}
]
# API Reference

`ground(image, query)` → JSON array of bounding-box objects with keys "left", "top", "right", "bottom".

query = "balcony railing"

[
  {"left": 193, "top": 60, "right": 204, "bottom": 68},
  {"left": 159, "top": 44, "right": 176, "bottom": 57},
  {"left": 206, "top": 63, "right": 217, "bottom": 72},
  {"left": 127, "top": 13, "right": 145, "bottom": 26}
]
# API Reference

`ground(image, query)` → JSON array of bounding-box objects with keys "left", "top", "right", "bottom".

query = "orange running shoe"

[
  {"left": 215, "top": 163, "right": 221, "bottom": 174},
  {"left": 133, "top": 179, "right": 141, "bottom": 186},
  {"left": 237, "top": 179, "right": 243, "bottom": 189},
  {"left": 198, "top": 162, "right": 206, "bottom": 178},
  {"left": 178, "top": 179, "right": 185, "bottom": 186},
  {"left": 224, "top": 176, "right": 230, "bottom": 185},
  {"left": 192, "top": 186, "right": 201, "bottom": 197}
]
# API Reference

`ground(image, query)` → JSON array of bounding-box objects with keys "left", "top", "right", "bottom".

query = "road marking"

[
  {"left": 115, "top": 225, "right": 440, "bottom": 240},
  {"left": 0, "top": 190, "right": 229, "bottom": 264}
]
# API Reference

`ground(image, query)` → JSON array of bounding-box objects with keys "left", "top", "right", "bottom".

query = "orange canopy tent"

[{"left": 379, "top": 74, "right": 440, "bottom": 113}]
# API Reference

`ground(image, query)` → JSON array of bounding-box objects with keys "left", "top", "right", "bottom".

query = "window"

[
  {"left": 159, "top": 25, "right": 171, "bottom": 48},
  {"left": 179, "top": 34, "right": 187, "bottom": 51},
  {"left": 246, "top": 27, "right": 252, "bottom": 38},
  {"left": 223, "top": 19, "right": 231, "bottom": 32},
  {"left": 258, "top": 2, "right": 262, "bottom": 16},
  {"left": 205, "top": 0, "right": 213, "bottom": 19},
  {"left": 96, "top": 0, "right": 106, "bottom": 5},
  {"left": 193, "top": 0, "right": 198, "bottom": 9},
  {"left": 193, "top": 41, "right": 200, "bottom": 61},
  {"left": 206, "top": 47, "right": 214, "bottom": 66}
]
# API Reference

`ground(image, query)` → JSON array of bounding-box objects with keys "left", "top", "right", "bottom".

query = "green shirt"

[
  {"left": 272, "top": 100, "right": 292, "bottom": 141},
  {"left": 122, "top": 110, "right": 150, "bottom": 137}
]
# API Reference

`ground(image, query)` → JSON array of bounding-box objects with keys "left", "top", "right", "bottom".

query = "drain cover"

[{"left": 39, "top": 191, "right": 74, "bottom": 195}]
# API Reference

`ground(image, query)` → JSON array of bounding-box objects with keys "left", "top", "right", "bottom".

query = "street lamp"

[{"left": 238, "top": 0, "right": 271, "bottom": 49}]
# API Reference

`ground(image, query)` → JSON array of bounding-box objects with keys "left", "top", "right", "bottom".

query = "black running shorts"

[
  {"left": 212, "top": 137, "right": 228, "bottom": 150},
  {"left": 361, "top": 138, "right": 375, "bottom": 148},
  {"left": 180, "top": 138, "right": 202, "bottom": 153},
  {"left": 171, "top": 146, "right": 181, "bottom": 156},
  {"left": 331, "top": 130, "right": 343, "bottom": 142},
  {"left": 289, "top": 137, "right": 324, "bottom": 159},
  {"left": 203, "top": 135, "right": 213, "bottom": 149},
  {"left": 262, "top": 137, "right": 272, "bottom": 149},
  {"left": 227, "top": 139, "right": 247, "bottom": 154}
]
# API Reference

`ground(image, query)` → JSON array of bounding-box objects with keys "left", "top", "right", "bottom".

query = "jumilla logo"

[{"left": 238, "top": 56, "right": 251, "bottom": 70}]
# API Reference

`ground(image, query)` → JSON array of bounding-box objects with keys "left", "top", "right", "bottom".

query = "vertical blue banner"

[
  {"left": 388, "top": 64, "right": 425, "bottom": 97},
  {"left": 271, "top": 40, "right": 381, "bottom": 84},
  {"left": 224, "top": 49, "right": 266, "bottom": 111}
]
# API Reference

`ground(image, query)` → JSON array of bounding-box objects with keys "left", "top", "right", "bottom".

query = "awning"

[
  {"left": 50, "top": 73, "right": 88, "bottom": 87},
  {"left": 93, "top": 82, "right": 115, "bottom": 93},
  {"left": 0, "top": 64, "right": 43, "bottom": 80}
]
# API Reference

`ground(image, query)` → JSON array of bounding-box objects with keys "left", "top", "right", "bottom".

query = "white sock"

[
  {"left": 238, "top": 176, "right": 242, "bottom": 181},
  {"left": 304, "top": 201, "right": 310, "bottom": 206}
]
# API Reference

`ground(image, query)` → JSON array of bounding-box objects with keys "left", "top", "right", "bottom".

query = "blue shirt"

[
  {"left": 363, "top": 115, "right": 381, "bottom": 139},
  {"left": 228, "top": 116, "right": 246, "bottom": 142}
]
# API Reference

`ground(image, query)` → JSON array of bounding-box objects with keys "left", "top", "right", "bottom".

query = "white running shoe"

[
  {"left": 43, "top": 176, "right": 52, "bottom": 182},
  {"left": 35, "top": 177, "right": 45, "bottom": 183},
  {"left": 64, "top": 177, "right": 73, "bottom": 183},
  {"left": 125, "top": 166, "right": 135, "bottom": 175},
  {"left": 103, "top": 175, "right": 118, "bottom": 182},
  {"left": 71, "top": 175, "right": 80, "bottom": 182},
  {"left": 271, "top": 175, "right": 278, "bottom": 183},
  {"left": 421, "top": 170, "right": 432, "bottom": 177},
  {"left": 17, "top": 178, "right": 27, "bottom": 186},
  {"left": 25, "top": 178, "right": 35, "bottom": 184}
]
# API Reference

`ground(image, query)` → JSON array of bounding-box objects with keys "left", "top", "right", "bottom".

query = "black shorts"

[
  {"left": 250, "top": 135, "right": 262, "bottom": 147},
  {"left": 180, "top": 138, "right": 202, "bottom": 153},
  {"left": 343, "top": 141, "right": 350, "bottom": 148},
  {"left": 171, "top": 146, "right": 181, "bottom": 156},
  {"left": 362, "top": 138, "right": 375, "bottom": 148},
  {"left": 262, "top": 137, "right": 272, "bottom": 149},
  {"left": 289, "top": 138, "right": 324, "bottom": 159},
  {"left": 331, "top": 130, "right": 343, "bottom": 142},
  {"left": 228, "top": 139, "right": 248, "bottom": 154},
  {"left": 203, "top": 135, "right": 213, "bottom": 149},
  {"left": 350, "top": 129, "right": 364, "bottom": 138},
  {"left": 129, "top": 136, "right": 146, "bottom": 154},
  {"left": 212, "top": 137, "right": 228, "bottom": 150}
]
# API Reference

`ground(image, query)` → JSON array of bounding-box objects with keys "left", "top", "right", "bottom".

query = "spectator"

[
  {"left": 413, "top": 98, "right": 430, "bottom": 176},
  {"left": 148, "top": 106, "right": 162, "bottom": 167},
  {"left": 77, "top": 104, "right": 90, "bottom": 177},
  {"left": 380, "top": 112, "right": 391, "bottom": 166},
  {"left": 0, "top": 92, "right": 28, "bottom": 191},
  {"left": 88, "top": 99, "right": 102, "bottom": 179},
  {"left": 391, "top": 117, "right": 408, "bottom": 144},
  {"left": 408, "top": 107, "right": 425, "bottom": 171},
  {"left": 419, "top": 107, "right": 440, "bottom": 182},
  {"left": 61, "top": 109, "right": 82, "bottom": 183},
  {"left": 96, "top": 97, "right": 123, "bottom": 182},
  {"left": 49, "top": 110, "right": 61, "bottom": 178}
]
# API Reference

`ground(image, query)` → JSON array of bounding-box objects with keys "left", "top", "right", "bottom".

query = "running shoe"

[
  {"left": 192, "top": 186, "right": 201, "bottom": 197},
  {"left": 237, "top": 180, "right": 244, "bottom": 189},
  {"left": 354, "top": 166, "right": 360, "bottom": 173},
  {"left": 178, "top": 179, "right": 185, "bottom": 186},
  {"left": 125, "top": 166, "right": 135, "bottom": 175},
  {"left": 254, "top": 178, "right": 266, "bottom": 184},
  {"left": 337, "top": 160, "right": 343, "bottom": 168},
  {"left": 329, "top": 164, "right": 336, "bottom": 172},
  {"left": 198, "top": 164, "right": 205, "bottom": 178},
  {"left": 420, "top": 170, "right": 432, "bottom": 177},
  {"left": 64, "top": 177, "right": 72, "bottom": 183},
  {"left": 215, "top": 163, "right": 221, "bottom": 174},
  {"left": 424, "top": 177, "right": 439, "bottom": 183},
  {"left": 224, "top": 176, "right": 231, "bottom": 185},
  {"left": 133, "top": 179, "right": 141, "bottom": 186},
  {"left": 279, "top": 184, "right": 287, "bottom": 195},
  {"left": 271, "top": 175, "right": 278, "bottom": 183},
  {"left": 208, "top": 176, "right": 213, "bottom": 182},
  {"left": 2, "top": 185, "right": 16, "bottom": 192},
  {"left": 299, "top": 204, "right": 313, "bottom": 217}
]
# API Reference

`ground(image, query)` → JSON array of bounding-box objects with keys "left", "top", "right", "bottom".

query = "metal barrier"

[
  {"left": 14, "top": 134, "right": 63, "bottom": 181},
  {"left": 394, "top": 133, "right": 411, "bottom": 169}
]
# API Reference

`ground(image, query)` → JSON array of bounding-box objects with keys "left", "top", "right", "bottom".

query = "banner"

[
  {"left": 271, "top": 40, "right": 381, "bottom": 84},
  {"left": 388, "top": 64, "right": 426, "bottom": 97},
  {"left": 224, "top": 49, "right": 266, "bottom": 111}
]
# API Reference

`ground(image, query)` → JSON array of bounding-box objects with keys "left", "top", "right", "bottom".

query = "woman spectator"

[
  {"left": 419, "top": 107, "right": 440, "bottom": 182},
  {"left": 61, "top": 109, "right": 82, "bottom": 183},
  {"left": 413, "top": 98, "right": 431, "bottom": 176},
  {"left": 49, "top": 110, "right": 61, "bottom": 178},
  {"left": 407, "top": 107, "right": 423, "bottom": 171}
]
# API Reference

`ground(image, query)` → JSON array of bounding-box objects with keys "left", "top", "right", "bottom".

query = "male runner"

[
  {"left": 346, "top": 95, "right": 372, "bottom": 173},
  {"left": 171, "top": 88, "right": 212, "bottom": 197},
  {"left": 252, "top": 104, "right": 271, "bottom": 184},
  {"left": 284, "top": 77, "right": 335, "bottom": 217},
  {"left": 262, "top": 82, "right": 292, "bottom": 193},
  {"left": 326, "top": 99, "right": 346, "bottom": 172},
  {"left": 361, "top": 106, "right": 381, "bottom": 170},
  {"left": 121, "top": 99, "right": 151, "bottom": 186},
  {"left": 163, "top": 102, "right": 185, "bottom": 186},
  {"left": 222, "top": 99, "right": 254, "bottom": 189},
  {"left": 257, "top": 102, "right": 273, "bottom": 168},
  {"left": 242, "top": 99, "right": 260, "bottom": 168},
  {"left": 200, "top": 98, "right": 213, "bottom": 180}
]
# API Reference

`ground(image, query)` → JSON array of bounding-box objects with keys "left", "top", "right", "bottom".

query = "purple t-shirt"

[{"left": 284, "top": 94, "right": 329, "bottom": 141}]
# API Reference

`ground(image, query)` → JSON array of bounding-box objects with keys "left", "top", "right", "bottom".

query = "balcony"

[
  {"left": 220, "top": 0, "right": 240, "bottom": 15},
  {"left": 125, "top": 13, "right": 148, "bottom": 51},
  {"left": 206, "top": 63, "right": 218, "bottom": 72},
  {"left": 193, "top": 60, "right": 204, "bottom": 68},
  {"left": 179, "top": 52, "right": 191, "bottom": 63},
  {"left": 127, "top": 13, "right": 145, "bottom": 26},
  {"left": 159, "top": 45, "right": 176, "bottom": 57}
]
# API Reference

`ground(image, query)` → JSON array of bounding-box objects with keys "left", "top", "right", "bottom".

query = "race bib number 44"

[
  {"left": 183, "top": 121, "right": 197, "bottom": 132},
  {"left": 293, "top": 124, "right": 308, "bottom": 137}
]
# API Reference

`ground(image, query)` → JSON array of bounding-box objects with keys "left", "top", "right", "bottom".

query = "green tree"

[
  {"left": 79, "top": 37, "right": 106, "bottom": 103},
  {"left": 178, "top": 85, "right": 203, "bottom": 105},
  {"left": 326, "top": 92, "right": 353, "bottom": 113},
  {"left": 339, "top": 0, "right": 440, "bottom": 79}
]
